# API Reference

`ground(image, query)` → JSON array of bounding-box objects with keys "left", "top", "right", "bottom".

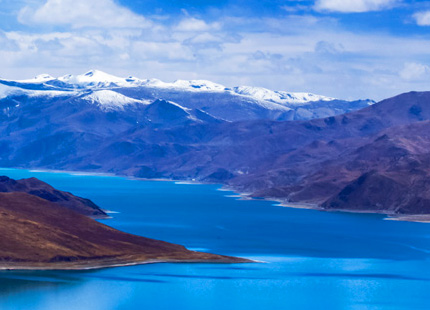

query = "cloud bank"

[
  {"left": 0, "top": 0, "right": 428, "bottom": 102},
  {"left": 413, "top": 11, "right": 430, "bottom": 26},
  {"left": 314, "top": 0, "right": 399, "bottom": 13},
  {"left": 18, "top": 0, "right": 152, "bottom": 28}
]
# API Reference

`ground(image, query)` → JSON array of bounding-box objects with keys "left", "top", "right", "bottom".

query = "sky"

[{"left": 1, "top": 0, "right": 430, "bottom": 100}]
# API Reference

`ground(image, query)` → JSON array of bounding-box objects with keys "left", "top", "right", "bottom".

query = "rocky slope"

[
  {"left": 319, "top": 120, "right": 430, "bottom": 215},
  {"left": 0, "top": 192, "right": 247, "bottom": 270},
  {"left": 233, "top": 92, "right": 430, "bottom": 215}
]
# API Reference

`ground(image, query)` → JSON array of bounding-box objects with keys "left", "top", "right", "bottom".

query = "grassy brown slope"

[
  {"left": 0, "top": 192, "right": 247, "bottom": 270},
  {"left": 0, "top": 176, "right": 107, "bottom": 218}
]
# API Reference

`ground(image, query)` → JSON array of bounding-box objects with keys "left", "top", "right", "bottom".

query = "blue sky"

[{"left": 1, "top": 0, "right": 430, "bottom": 100}]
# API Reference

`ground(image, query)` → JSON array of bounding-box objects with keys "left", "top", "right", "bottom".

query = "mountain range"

[
  {"left": 0, "top": 70, "right": 373, "bottom": 122},
  {"left": 0, "top": 70, "right": 429, "bottom": 217}
]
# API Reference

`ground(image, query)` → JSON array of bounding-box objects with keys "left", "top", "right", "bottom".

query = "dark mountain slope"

[
  {"left": 319, "top": 121, "right": 430, "bottom": 214},
  {"left": 97, "top": 91, "right": 430, "bottom": 215},
  {"left": 86, "top": 91, "right": 430, "bottom": 182}
]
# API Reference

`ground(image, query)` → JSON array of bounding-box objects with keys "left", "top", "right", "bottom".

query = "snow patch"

[
  {"left": 82, "top": 90, "right": 149, "bottom": 110},
  {"left": 0, "top": 82, "right": 72, "bottom": 99},
  {"left": 138, "top": 79, "right": 226, "bottom": 92},
  {"left": 58, "top": 70, "right": 133, "bottom": 88},
  {"left": 0, "top": 84, "right": 19, "bottom": 99},
  {"left": 160, "top": 99, "right": 192, "bottom": 112},
  {"left": 3, "top": 70, "right": 341, "bottom": 107},
  {"left": 232, "top": 86, "right": 335, "bottom": 105},
  {"left": 27, "top": 90, "right": 75, "bottom": 98},
  {"left": 15, "top": 74, "right": 55, "bottom": 84},
  {"left": 171, "top": 80, "right": 226, "bottom": 91}
]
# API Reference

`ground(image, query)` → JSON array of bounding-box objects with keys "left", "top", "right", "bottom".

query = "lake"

[{"left": 0, "top": 168, "right": 430, "bottom": 309}]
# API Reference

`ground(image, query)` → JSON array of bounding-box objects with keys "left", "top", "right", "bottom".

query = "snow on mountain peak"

[
  {"left": 58, "top": 70, "right": 131, "bottom": 88},
  {"left": 232, "top": 86, "right": 335, "bottom": 105},
  {"left": 84, "top": 70, "right": 97, "bottom": 77},
  {"left": 135, "top": 78, "right": 226, "bottom": 91},
  {"left": 13, "top": 74, "right": 55, "bottom": 84},
  {"left": 0, "top": 83, "right": 69, "bottom": 99},
  {"left": 0, "top": 84, "right": 18, "bottom": 99},
  {"left": 81, "top": 90, "right": 149, "bottom": 111},
  {"left": 125, "top": 76, "right": 142, "bottom": 83},
  {"left": 139, "top": 78, "right": 165, "bottom": 87},
  {"left": 3, "top": 70, "right": 348, "bottom": 107},
  {"left": 0, "top": 71, "right": 374, "bottom": 121},
  {"left": 171, "top": 80, "right": 226, "bottom": 91},
  {"left": 35, "top": 74, "right": 54, "bottom": 81},
  {"left": 4, "top": 70, "right": 337, "bottom": 102}
]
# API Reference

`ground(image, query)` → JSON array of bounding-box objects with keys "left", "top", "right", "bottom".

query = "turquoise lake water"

[{"left": 0, "top": 168, "right": 430, "bottom": 309}]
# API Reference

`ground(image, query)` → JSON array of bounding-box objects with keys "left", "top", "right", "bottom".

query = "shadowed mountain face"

[
  {"left": 0, "top": 192, "right": 246, "bottom": 269},
  {"left": 318, "top": 121, "right": 430, "bottom": 214},
  {"left": 232, "top": 92, "right": 430, "bottom": 214},
  {"left": 0, "top": 176, "right": 107, "bottom": 218},
  {"left": 0, "top": 89, "right": 429, "bottom": 215}
]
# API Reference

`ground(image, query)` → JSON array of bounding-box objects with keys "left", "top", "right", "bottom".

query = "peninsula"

[{"left": 0, "top": 178, "right": 248, "bottom": 270}]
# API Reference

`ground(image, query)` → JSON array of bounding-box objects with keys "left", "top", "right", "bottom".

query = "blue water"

[{"left": 0, "top": 168, "right": 430, "bottom": 309}]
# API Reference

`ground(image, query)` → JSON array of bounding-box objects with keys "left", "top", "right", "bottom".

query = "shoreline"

[
  {"left": 0, "top": 255, "right": 255, "bottom": 271},
  {"left": 216, "top": 185, "right": 430, "bottom": 224},
  {"left": 0, "top": 167, "right": 428, "bottom": 224},
  {"left": 384, "top": 214, "right": 430, "bottom": 223}
]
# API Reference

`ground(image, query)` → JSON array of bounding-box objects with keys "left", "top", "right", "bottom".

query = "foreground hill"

[
  {"left": 0, "top": 176, "right": 107, "bottom": 218},
  {"left": 0, "top": 192, "right": 247, "bottom": 270}
]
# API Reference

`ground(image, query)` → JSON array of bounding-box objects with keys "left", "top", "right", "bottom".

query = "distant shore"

[
  {"left": 1, "top": 167, "right": 428, "bottom": 224},
  {"left": 216, "top": 186, "right": 430, "bottom": 224}
]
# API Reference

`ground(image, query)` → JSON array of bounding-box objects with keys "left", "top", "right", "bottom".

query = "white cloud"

[
  {"left": 399, "top": 62, "right": 430, "bottom": 81},
  {"left": 413, "top": 11, "right": 430, "bottom": 26},
  {"left": 18, "top": 0, "right": 152, "bottom": 28},
  {"left": 175, "top": 18, "right": 221, "bottom": 32},
  {"left": 314, "top": 0, "right": 399, "bottom": 13},
  {"left": 0, "top": 31, "right": 18, "bottom": 51},
  {"left": 2, "top": 11, "right": 430, "bottom": 101},
  {"left": 185, "top": 33, "right": 221, "bottom": 44},
  {"left": 132, "top": 41, "right": 194, "bottom": 61},
  {"left": 314, "top": 40, "right": 344, "bottom": 54},
  {"left": 281, "top": 5, "right": 309, "bottom": 13}
]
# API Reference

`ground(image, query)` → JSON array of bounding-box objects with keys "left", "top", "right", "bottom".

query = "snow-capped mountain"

[
  {"left": 0, "top": 70, "right": 374, "bottom": 121},
  {"left": 17, "top": 74, "right": 55, "bottom": 84},
  {"left": 57, "top": 70, "right": 135, "bottom": 88},
  {"left": 80, "top": 90, "right": 150, "bottom": 111},
  {"left": 0, "top": 81, "right": 70, "bottom": 100},
  {"left": 12, "top": 69, "right": 337, "bottom": 104},
  {"left": 232, "top": 86, "right": 334, "bottom": 105}
]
